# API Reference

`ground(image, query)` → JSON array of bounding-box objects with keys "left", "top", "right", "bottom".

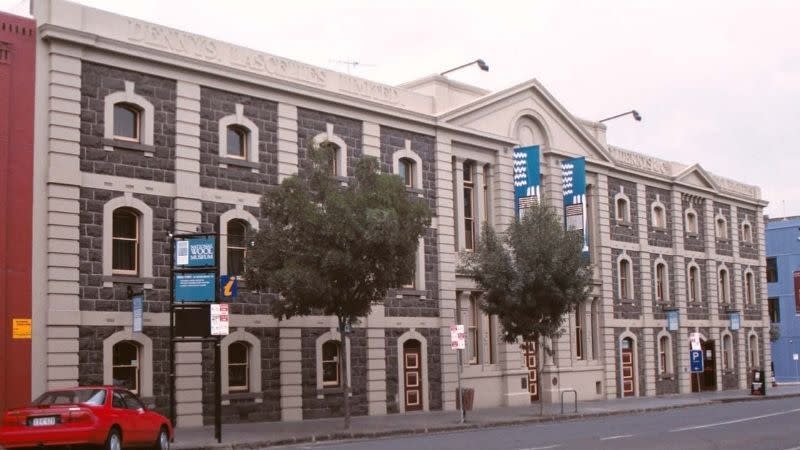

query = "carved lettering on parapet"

[
  {"left": 609, "top": 147, "right": 669, "bottom": 175},
  {"left": 128, "top": 20, "right": 221, "bottom": 62},
  {"left": 338, "top": 74, "right": 402, "bottom": 106},
  {"left": 711, "top": 175, "right": 759, "bottom": 199}
]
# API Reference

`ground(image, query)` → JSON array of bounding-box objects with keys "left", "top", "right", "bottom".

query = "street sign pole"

[{"left": 457, "top": 349, "right": 464, "bottom": 424}]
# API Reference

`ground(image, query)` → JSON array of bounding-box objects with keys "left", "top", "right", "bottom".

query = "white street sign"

[
  {"left": 794, "top": 353, "right": 799, "bottom": 361},
  {"left": 450, "top": 324, "right": 466, "bottom": 350},
  {"left": 210, "top": 304, "right": 229, "bottom": 336},
  {"left": 689, "top": 332, "right": 702, "bottom": 351}
]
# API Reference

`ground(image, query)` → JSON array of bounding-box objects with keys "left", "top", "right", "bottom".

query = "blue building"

[{"left": 766, "top": 217, "right": 800, "bottom": 383}]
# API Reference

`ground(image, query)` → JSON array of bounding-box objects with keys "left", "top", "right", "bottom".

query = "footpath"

[{"left": 173, "top": 384, "right": 800, "bottom": 449}]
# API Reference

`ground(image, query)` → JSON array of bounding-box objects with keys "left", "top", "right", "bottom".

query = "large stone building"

[{"left": 28, "top": 0, "right": 770, "bottom": 427}]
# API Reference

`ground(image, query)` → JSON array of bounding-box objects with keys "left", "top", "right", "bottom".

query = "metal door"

[{"left": 403, "top": 340, "right": 423, "bottom": 411}]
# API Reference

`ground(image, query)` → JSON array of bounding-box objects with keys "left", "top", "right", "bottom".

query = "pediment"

[
  {"left": 439, "top": 79, "right": 613, "bottom": 164},
  {"left": 673, "top": 164, "right": 719, "bottom": 192}
]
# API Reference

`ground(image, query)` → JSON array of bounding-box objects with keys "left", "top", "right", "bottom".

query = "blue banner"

[
  {"left": 561, "top": 157, "right": 589, "bottom": 257},
  {"left": 175, "top": 237, "right": 216, "bottom": 267},
  {"left": 667, "top": 309, "right": 679, "bottom": 331},
  {"left": 175, "top": 272, "right": 216, "bottom": 302},
  {"left": 513, "top": 145, "right": 541, "bottom": 218},
  {"left": 132, "top": 294, "right": 143, "bottom": 333}
]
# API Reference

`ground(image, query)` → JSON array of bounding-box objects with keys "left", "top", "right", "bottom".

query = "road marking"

[
  {"left": 671, "top": 408, "right": 800, "bottom": 432},
  {"left": 600, "top": 434, "right": 633, "bottom": 440},
  {"left": 519, "top": 445, "right": 562, "bottom": 450}
]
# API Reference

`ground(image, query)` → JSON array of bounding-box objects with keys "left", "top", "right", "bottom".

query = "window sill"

[
  {"left": 221, "top": 391, "right": 263, "bottom": 405},
  {"left": 658, "top": 374, "right": 675, "bottom": 381},
  {"left": 103, "top": 275, "right": 154, "bottom": 289},
  {"left": 716, "top": 238, "right": 730, "bottom": 244},
  {"left": 219, "top": 156, "right": 260, "bottom": 172},
  {"left": 686, "top": 232, "right": 699, "bottom": 238},
  {"left": 651, "top": 226, "right": 668, "bottom": 232},
  {"left": 102, "top": 138, "right": 155, "bottom": 157},
  {"left": 316, "top": 387, "right": 352, "bottom": 399},
  {"left": 616, "top": 220, "right": 633, "bottom": 228},
  {"left": 405, "top": 186, "right": 425, "bottom": 198},
  {"left": 395, "top": 288, "right": 427, "bottom": 299}
]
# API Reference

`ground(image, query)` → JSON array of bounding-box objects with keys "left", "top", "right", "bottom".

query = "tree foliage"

[
  {"left": 463, "top": 201, "right": 592, "bottom": 343},
  {"left": 245, "top": 143, "right": 432, "bottom": 322}
]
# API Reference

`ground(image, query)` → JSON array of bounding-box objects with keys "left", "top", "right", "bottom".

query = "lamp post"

[
  {"left": 599, "top": 110, "right": 642, "bottom": 123},
  {"left": 441, "top": 59, "right": 489, "bottom": 76}
]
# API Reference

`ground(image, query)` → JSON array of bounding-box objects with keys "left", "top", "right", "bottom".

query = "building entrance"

[
  {"left": 522, "top": 341, "right": 539, "bottom": 401},
  {"left": 622, "top": 337, "right": 636, "bottom": 397},
  {"left": 403, "top": 340, "right": 423, "bottom": 411},
  {"left": 692, "top": 339, "right": 717, "bottom": 392}
]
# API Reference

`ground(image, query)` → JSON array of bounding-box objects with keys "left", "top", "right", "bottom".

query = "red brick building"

[{"left": 0, "top": 11, "right": 36, "bottom": 414}]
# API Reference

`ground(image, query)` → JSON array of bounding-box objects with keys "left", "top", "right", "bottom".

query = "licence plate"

[{"left": 31, "top": 416, "right": 57, "bottom": 426}]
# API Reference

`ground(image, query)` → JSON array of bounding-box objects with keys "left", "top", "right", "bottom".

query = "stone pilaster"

[
  {"left": 596, "top": 174, "right": 617, "bottom": 399},
  {"left": 174, "top": 342, "right": 203, "bottom": 426},
  {"left": 366, "top": 328, "right": 387, "bottom": 415},
  {"left": 45, "top": 43, "right": 82, "bottom": 390},
  {"left": 642, "top": 330, "right": 656, "bottom": 396},
  {"left": 362, "top": 121, "right": 380, "bottom": 159},
  {"left": 671, "top": 191, "right": 690, "bottom": 393},
  {"left": 493, "top": 145, "right": 515, "bottom": 233},
  {"left": 435, "top": 136, "right": 458, "bottom": 411},
  {"left": 710, "top": 327, "right": 722, "bottom": 391},
  {"left": 277, "top": 103, "right": 298, "bottom": 183},
  {"left": 757, "top": 210, "right": 772, "bottom": 386},
  {"left": 279, "top": 328, "right": 303, "bottom": 421}
]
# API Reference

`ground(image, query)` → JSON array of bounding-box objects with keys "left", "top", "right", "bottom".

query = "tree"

[
  {"left": 245, "top": 143, "right": 431, "bottom": 429},
  {"left": 463, "top": 201, "right": 592, "bottom": 346}
]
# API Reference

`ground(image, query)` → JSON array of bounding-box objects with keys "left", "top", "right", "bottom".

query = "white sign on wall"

[
  {"left": 689, "top": 332, "right": 702, "bottom": 351},
  {"left": 210, "top": 304, "right": 229, "bottom": 336},
  {"left": 793, "top": 353, "right": 799, "bottom": 361},
  {"left": 450, "top": 324, "right": 466, "bottom": 350}
]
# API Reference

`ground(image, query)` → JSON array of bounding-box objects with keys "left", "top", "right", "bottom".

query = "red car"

[{"left": 0, "top": 386, "right": 172, "bottom": 450}]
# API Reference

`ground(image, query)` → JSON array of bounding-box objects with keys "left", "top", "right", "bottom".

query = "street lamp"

[
  {"left": 599, "top": 110, "right": 642, "bottom": 123},
  {"left": 441, "top": 59, "right": 489, "bottom": 76}
]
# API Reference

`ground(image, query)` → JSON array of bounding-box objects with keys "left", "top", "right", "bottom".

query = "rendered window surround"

[
  {"left": 218, "top": 103, "right": 260, "bottom": 171},
  {"left": 684, "top": 208, "right": 699, "bottom": 235},
  {"left": 396, "top": 330, "right": 430, "bottom": 414},
  {"left": 741, "top": 221, "right": 754, "bottom": 244},
  {"left": 744, "top": 270, "right": 755, "bottom": 305},
  {"left": 227, "top": 341, "right": 249, "bottom": 392},
  {"left": 715, "top": 215, "right": 728, "bottom": 241},
  {"left": 654, "top": 259, "right": 669, "bottom": 303},
  {"left": 719, "top": 267, "right": 730, "bottom": 304},
  {"left": 657, "top": 332, "right": 673, "bottom": 375},
  {"left": 103, "top": 80, "right": 154, "bottom": 155},
  {"left": 226, "top": 220, "right": 249, "bottom": 278},
  {"left": 111, "top": 208, "right": 139, "bottom": 276},
  {"left": 111, "top": 341, "right": 140, "bottom": 393},
  {"left": 722, "top": 333, "right": 734, "bottom": 371},
  {"left": 747, "top": 333, "right": 760, "bottom": 368},
  {"left": 315, "top": 330, "right": 352, "bottom": 396},
  {"left": 219, "top": 207, "right": 259, "bottom": 277},
  {"left": 614, "top": 193, "right": 631, "bottom": 223},
  {"left": 463, "top": 161, "right": 476, "bottom": 251},
  {"left": 651, "top": 202, "right": 667, "bottom": 229},
  {"left": 687, "top": 263, "right": 701, "bottom": 303},
  {"left": 402, "top": 237, "right": 426, "bottom": 290},
  {"left": 103, "top": 329, "right": 153, "bottom": 398},
  {"left": 575, "top": 305, "right": 585, "bottom": 360},
  {"left": 226, "top": 125, "right": 248, "bottom": 159},
  {"left": 220, "top": 330, "right": 262, "bottom": 401},
  {"left": 102, "top": 194, "right": 154, "bottom": 288},
  {"left": 392, "top": 140, "right": 423, "bottom": 192},
  {"left": 112, "top": 103, "right": 141, "bottom": 142},
  {"left": 617, "top": 256, "right": 633, "bottom": 300},
  {"left": 468, "top": 293, "right": 480, "bottom": 364},
  {"left": 312, "top": 123, "right": 348, "bottom": 179}
]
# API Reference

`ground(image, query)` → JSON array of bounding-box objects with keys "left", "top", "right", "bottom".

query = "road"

[{"left": 271, "top": 397, "right": 800, "bottom": 450}]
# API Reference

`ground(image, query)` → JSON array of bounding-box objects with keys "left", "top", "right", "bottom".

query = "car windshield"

[{"left": 34, "top": 389, "right": 106, "bottom": 406}]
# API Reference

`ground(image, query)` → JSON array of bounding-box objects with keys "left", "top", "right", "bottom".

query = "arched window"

[
  {"left": 398, "top": 158, "right": 415, "bottom": 188},
  {"left": 319, "top": 141, "right": 341, "bottom": 177},
  {"left": 652, "top": 204, "right": 666, "bottom": 229},
  {"left": 688, "top": 265, "right": 700, "bottom": 302},
  {"left": 227, "top": 220, "right": 248, "bottom": 277},
  {"left": 745, "top": 271, "right": 755, "bottom": 304},
  {"left": 616, "top": 197, "right": 630, "bottom": 222},
  {"left": 226, "top": 125, "right": 249, "bottom": 159},
  {"left": 655, "top": 262, "right": 667, "bottom": 302},
  {"left": 113, "top": 103, "right": 141, "bottom": 142},
  {"left": 112, "top": 208, "right": 139, "bottom": 275},
  {"left": 575, "top": 305, "right": 584, "bottom": 360},
  {"left": 719, "top": 267, "right": 730, "bottom": 304},
  {"left": 322, "top": 340, "right": 341, "bottom": 387},
  {"left": 748, "top": 334, "right": 759, "bottom": 368},
  {"left": 716, "top": 217, "right": 728, "bottom": 240},
  {"left": 742, "top": 222, "right": 753, "bottom": 244},
  {"left": 112, "top": 341, "right": 140, "bottom": 393},
  {"left": 619, "top": 259, "right": 632, "bottom": 299},
  {"left": 658, "top": 335, "right": 671, "bottom": 374},
  {"left": 685, "top": 210, "right": 698, "bottom": 234},
  {"left": 228, "top": 341, "right": 249, "bottom": 392},
  {"left": 722, "top": 334, "right": 733, "bottom": 370}
]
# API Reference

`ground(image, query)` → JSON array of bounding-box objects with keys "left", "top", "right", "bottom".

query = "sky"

[{"left": 3, "top": 0, "right": 799, "bottom": 217}]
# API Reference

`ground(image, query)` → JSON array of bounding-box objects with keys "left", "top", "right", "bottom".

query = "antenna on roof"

[{"left": 329, "top": 59, "right": 377, "bottom": 75}]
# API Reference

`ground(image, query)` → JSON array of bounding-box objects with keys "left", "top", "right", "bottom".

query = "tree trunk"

[{"left": 339, "top": 316, "right": 351, "bottom": 430}]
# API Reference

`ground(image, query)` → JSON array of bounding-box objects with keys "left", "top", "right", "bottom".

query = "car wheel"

[
  {"left": 154, "top": 426, "right": 169, "bottom": 450},
  {"left": 105, "top": 428, "right": 122, "bottom": 450}
]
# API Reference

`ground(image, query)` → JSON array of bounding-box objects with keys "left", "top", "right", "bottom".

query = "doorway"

[
  {"left": 522, "top": 340, "right": 539, "bottom": 401},
  {"left": 403, "top": 340, "right": 423, "bottom": 411},
  {"left": 692, "top": 339, "right": 717, "bottom": 392},
  {"left": 621, "top": 337, "right": 635, "bottom": 397}
]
